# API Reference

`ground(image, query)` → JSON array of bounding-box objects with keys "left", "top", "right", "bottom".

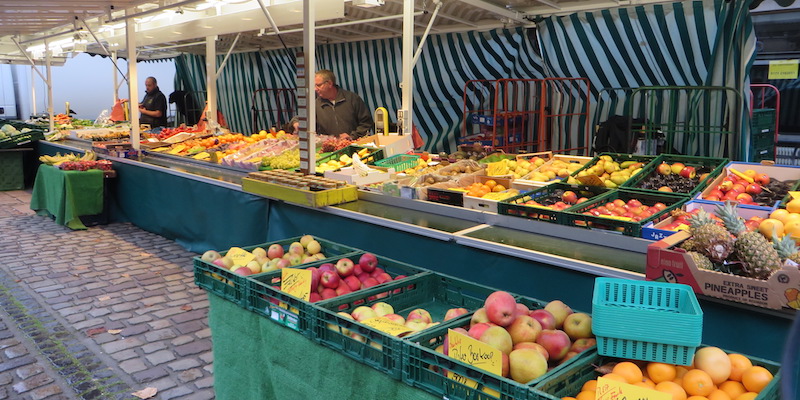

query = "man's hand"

[{"left": 338, "top": 133, "right": 351, "bottom": 139}]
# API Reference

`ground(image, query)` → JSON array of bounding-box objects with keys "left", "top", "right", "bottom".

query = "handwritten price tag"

[
  {"left": 226, "top": 247, "right": 255, "bottom": 267},
  {"left": 447, "top": 329, "right": 502, "bottom": 375},
  {"left": 360, "top": 317, "right": 414, "bottom": 337},
  {"left": 595, "top": 377, "right": 670, "bottom": 400},
  {"left": 281, "top": 268, "right": 312, "bottom": 301}
]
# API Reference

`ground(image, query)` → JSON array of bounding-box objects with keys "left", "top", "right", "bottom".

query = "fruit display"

[
  {"left": 320, "top": 136, "right": 353, "bottom": 152},
  {"left": 74, "top": 129, "right": 130, "bottom": 141},
  {"left": 630, "top": 160, "right": 717, "bottom": 194},
  {"left": 679, "top": 203, "right": 793, "bottom": 280},
  {"left": 581, "top": 198, "right": 669, "bottom": 222},
  {"left": 552, "top": 347, "right": 775, "bottom": 400},
  {"left": 39, "top": 151, "right": 98, "bottom": 166},
  {"left": 457, "top": 142, "right": 492, "bottom": 160},
  {"left": 147, "top": 125, "right": 205, "bottom": 141},
  {"left": 485, "top": 157, "right": 539, "bottom": 178},
  {"left": 571, "top": 154, "right": 649, "bottom": 188},
  {"left": 57, "top": 160, "right": 113, "bottom": 171},
  {"left": 427, "top": 295, "right": 595, "bottom": 384},
  {"left": 701, "top": 169, "right": 793, "bottom": 207},
  {"left": 200, "top": 234, "right": 331, "bottom": 277},
  {"left": 515, "top": 188, "right": 592, "bottom": 211},
  {"left": 656, "top": 206, "right": 764, "bottom": 234},
  {"left": 316, "top": 146, "right": 379, "bottom": 174},
  {"left": 0, "top": 123, "right": 35, "bottom": 140},
  {"left": 523, "top": 156, "right": 589, "bottom": 183},
  {"left": 247, "top": 170, "right": 347, "bottom": 190}
]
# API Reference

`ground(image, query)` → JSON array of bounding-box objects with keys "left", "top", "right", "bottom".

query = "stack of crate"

[{"left": 751, "top": 108, "right": 777, "bottom": 162}]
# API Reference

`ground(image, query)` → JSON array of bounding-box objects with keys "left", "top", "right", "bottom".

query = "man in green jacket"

[{"left": 314, "top": 69, "right": 374, "bottom": 139}]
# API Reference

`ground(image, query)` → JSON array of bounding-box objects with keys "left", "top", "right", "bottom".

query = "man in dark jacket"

[
  {"left": 314, "top": 69, "right": 374, "bottom": 139},
  {"left": 139, "top": 76, "right": 168, "bottom": 128}
]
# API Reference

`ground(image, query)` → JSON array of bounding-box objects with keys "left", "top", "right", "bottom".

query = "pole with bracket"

[
  {"left": 398, "top": 0, "right": 415, "bottom": 137},
  {"left": 206, "top": 35, "right": 218, "bottom": 128},
  {"left": 299, "top": 0, "right": 316, "bottom": 175},
  {"left": 126, "top": 14, "right": 140, "bottom": 151}
]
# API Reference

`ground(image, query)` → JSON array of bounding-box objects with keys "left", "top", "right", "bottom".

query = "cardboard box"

[
  {"left": 426, "top": 175, "right": 512, "bottom": 208},
  {"left": 695, "top": 162, "right": 800, "bottom": 211},
  {"left": 641, "top": 201, "right": 771, "bottom": 241},
  {"left": 355, "top": 134, "right": 413, "bottom": 157},
  {"left": 324, "top": 167, "right": 391, "bottom": 186},
  {"left": 241, "top": 178, "right": 358, "bottom": 207},
  {"left": 646, "top": 230, "right": 800, "bottom": 310}
]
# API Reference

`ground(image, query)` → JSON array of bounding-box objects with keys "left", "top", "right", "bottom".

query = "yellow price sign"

[
  {"left": 226, "top": 247, "right": 255, "bottom": 267},
  {"left": 789, "top": 191, "right": 800, "bottom": 200},
  {"left": 595, "top": 377, "right": 671, "bottom": 400},
  {"left": 768, "top": 60, "right": 799, "bottom": 80},
  {"left": 280, "top": 268, "right": 312, "bottom": 301},
  {"left": 360, "top": 317, "right": 414, "bottom": 337},
  {"left": 447, "top": 329, "right": 502, "bottom": 376}
]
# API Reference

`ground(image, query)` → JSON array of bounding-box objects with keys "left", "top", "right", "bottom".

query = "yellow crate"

[{"left": 241, "top": 178, "right": 358, "bottom": 207}]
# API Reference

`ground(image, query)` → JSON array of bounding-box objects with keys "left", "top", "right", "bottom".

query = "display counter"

[{"left": 37, "top": 140, "right": 794, "bottom": 361}]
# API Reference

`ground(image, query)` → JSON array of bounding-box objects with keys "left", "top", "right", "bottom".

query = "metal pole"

[
  {"left": 112, "top": 51, "right": 119, "bottom": 102},
  {"left": 81, "top": 18, "right": 128, "bottom": 83},
  {"left": 216, "top": 33, "right": 241, "bottom": 76},
  {"left": 127, "top": 15, "right": 140, "bottom": 150},
  {"left": 300, "top": 0, "right": 316, "bottom": 174},
  {"left": 30, "top": 65, "right": 37, "bottom": 116},
  {"left": 399, "top": 0, "right": 414, "bottom": 136},
  {"left": 412, "top": 0, "right": 442, "bottom": 66},
  {"left": 206, "top": 35, "right": 218, "bottom": 128},
  {"left": 45, "top": 41, "right": 54, "bottom": 132}
]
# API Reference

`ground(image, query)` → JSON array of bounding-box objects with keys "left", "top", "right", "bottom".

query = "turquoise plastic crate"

[
  {"left": 532, "top": 348, "right": 781, "bottom": 400},
  {"left": 373, "top": 153, "right": 419, "bottom": 172},
  {"left": 591, "top": 278, "right": 703, "bottom": 365},
  {"left": 192, "top": 236, "right": 359, "bottom": 308}
]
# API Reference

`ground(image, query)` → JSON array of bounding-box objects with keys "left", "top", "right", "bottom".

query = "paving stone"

[
  {"left": 144, "top": 328, "right": 176, "bottom": 342},
  {"left": 73, "top": 318, "right": 105, "bottom": 330},
  {"left": 101, "top": 338, "right": 143, "bottom": 355},
  {"left": 167, "top": 358, "right": 201, "bottom": 372},
  {"left": 195, "top": 328, "right": 211, "bottom": 339},
  {"left": 126, "top": 315, "right": 152, "bottom": 325},
  {"left": 120, "top": 324, "right": 149, "bottom": 337},
  {"left": 118, "top": 358, "right": 148, "bottom": 374},
  {"left": 141, "top": 342, "right": 166, "bottom": 354},
  {"left": 4, "top": 344, "right": 28, "bottom": 359},
  {"left": 152, "top": 308, "right": 184, "bottom": 318},
  {"left": 193, "top": 375, "right": 214, "bottom": 389},
  {"left": 198, "top": 351, "right": 213, "bottom": 364},
  {"left": 12, "top": 373, "right": 53, "bottom": 394},
  {"left": 132, "top": 366, "right": 169, "bottom": 383},
  {"left": 111, "top": 303, "right": 138, "bottom": 313},
  {"left": 160, "top": 385, "right": 193, "bottom": 400},
  {"left": 145, "top": 350, "right": 176, "bottom": 366},
  {"left": 170, "top": 336, "right": 193, "bottom": 346},
  {"left": 177, "top": 389, "right": 215, "bottom": 400},
  {"left": 29, "top": 384, "right": 63, "bottom": 400},
  {"left": 16, "top": 363, "right": 44, "bottom": 380},
  {"left": 64, "top": 314, "right": 86, "bottom": 324},
  {"left": 175, "top": 320, "right": 205, "bottom": 335},
  {"left": 174, "top": 340, "right": 211, "bottom": 357},
  {"left": 88, "top": 308, "right": 111, "bottom": 318},
  {"left": 108, "top": 312, "right": 134, "bottom": 322},
  {"left": 171, "top": 310, "right": 207, "bottom": 324},
  {"left": 147, "top": 320, "right": 172, "bottom": 330},
  {"left": 148, "top": 376, "right": 179, "bottom": 393}
]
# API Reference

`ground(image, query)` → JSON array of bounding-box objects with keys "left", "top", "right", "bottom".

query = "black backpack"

[{"left": 593, "top": 115, "right": 648, "bottom": 154}]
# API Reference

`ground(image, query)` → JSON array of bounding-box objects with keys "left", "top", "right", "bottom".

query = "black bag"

[{"left": 593, "top": 115, "right": 648, "bottom": 154}]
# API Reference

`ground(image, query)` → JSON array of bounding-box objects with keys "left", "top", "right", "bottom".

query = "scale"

[{"left": 374, "top": 107, "right": 389, "bottom": 135}]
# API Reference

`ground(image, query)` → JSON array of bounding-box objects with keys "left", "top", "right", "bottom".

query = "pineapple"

[
  {"left": 773, "top": 235, "right": 800, "bottom": 265},
  {"left": 680, "top": 238, "right": 698, "bottom": 252},
  {"left": 686, "top": 209, "right": 733, "bottom": 263},
  {"left": 716, "top": 202, "right": 782, "bottom": 280},
  {"left": 688, "top": 251, "right": 714, "bottom": 270}
]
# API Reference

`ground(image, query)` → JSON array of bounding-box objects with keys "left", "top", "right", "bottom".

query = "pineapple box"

[
  {"left": 646, "top": 229, "right": 800, "bottom": 310},
  {"left": 641, "top": 200, "right": 771, "bottom": 241}
]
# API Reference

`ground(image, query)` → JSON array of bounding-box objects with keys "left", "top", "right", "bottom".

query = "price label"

[
  {"left": 768, "top": 60, "right": 799, "bottom": 80},
  {"left": 227, "top": 247, "right": 255, "bottom": 267},
  {"left": 281, "top": 268, "right": 312, "bottom": 301},
  {"left": 789, "top": 191, "right": 800, "bottom": 200},
  {"left": 447, "top": 329, "right": 502, "bottom": 375},
  {"left": 360, "top": 317, "right": 414, "bottom": 337},
  {"left": 595, "top": 377, "right": 671, "bottom": 400}
]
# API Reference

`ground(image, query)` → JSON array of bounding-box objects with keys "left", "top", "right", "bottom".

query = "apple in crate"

[
  {"left": 404, "top": 318, "right": 429, "bottom": 333},
  {"left": 359, "top": 253, "right": 378, "bottom": 273},
  {"left": 536, "top": 329, "right": 571, "bottom": 361},
  {"left": 562, "top": 312, "right": 593, "bottom": 340},
  {"left": 351, "top": 306, "right": 377, "bottom": 322},
  {"left": 513, "top": 342, "right": 550, "bottom": 361},
  {"left": 468, "top": 322, "right": 493, "bottom": 340},
  {"left": 201, "top": 250, "right": 221, "bottom": 263},
  {"left": 479, "top": 326, "right": 513, "bottom": 355},
  {"left": 267, "top": 244, "right": 284, "bottom": 259},
  {"left": 485, "top": 291, "right": 517, "bottom": 327},
  {"left": 335, "top": 258, "right": 355, "bottom": 277},
  {"left": 371, "top": 302, "right": 394, "bottom": 317},
  {"left": 507, "top": 315, "right": 542, "bottom": 344},
  {"left": 529, "top": 309, "right": 556, "bottom": 330},
  {"left": 544, "top": 300, "right": 573, "bottom": 329},
  {"left": 407, "top": 308, "right": 432, "bottom": 324},
  {"left": 320, "top": 271, "right": 340, "bottom": 289},
  {"left": 570, "top": 338, "right": 597, "bottom": 354},
  {"left": 443, "top": 307, "right": 468, "bottom": 321},
  {"left": 470, "top": 308, "right": 490, "bottom": 327},
  {"left": 383, "top": 314, "right": 405, "bottom": 325},
  {"left": 509, "top": 348, "right": 548, "bottom": 383}
]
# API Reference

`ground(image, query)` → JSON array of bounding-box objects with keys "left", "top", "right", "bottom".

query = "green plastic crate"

[
  {"left": 560, "top": 189, "right": 688, "bottom": 237},
  {"left": 249, "top": 252, "right": 426, "bottom": 338},
  {"left": 373, "top": 153, "right": 419, "bottom": 172},
  {"left": 622, "top": 154, "right": 727, "bottom": 198},
  {"left": 0, "top": 150, "right": 24, "bottom": 190},
  {"left": 592, "top": 278, "right": 703, "bottom": 365},
  {"left": 532, "top": 348, "right": 781, "bottom": 400},
  {"left": 752, "top": 108, "right": 776, "bottom": 135},
  {"left": 752, "top": 145, "right": 776, "bottom": 162},
  {"left": 316, "top": 145, "right": 384, "bottom": 171},
  {"left": 313, "top": 272, "right": 500, "bottom": 380},
  {"left": 192, "top": 236, "right": 359, "bottom": 308},
  {"left": 402, "top": 295, "right": 590, "bottom": 400},
  {"left": 498, "top": 182, "right": 610, "bottom": 224},
  {"left": 569, "top": 153, "right": 657, "bottom": 187}
]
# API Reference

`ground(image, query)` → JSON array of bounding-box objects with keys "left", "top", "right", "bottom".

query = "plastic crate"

[
  {"left": 532, "top": 348, "right": 781, "bottom": 400},
  {"left": 569, "top": 153, "right": 657, "bottom": 187},
  {"left": 249, "top": 252, "right": 426, "bottom": 338},
  {"left": 316, "top": 145, "right": 384, "bottom": 171},
  {"left": 498, "top": 183, "right": 609, "bottom": 223},
  {"left": 402, "top": 295, "right": 588, "bottom": 400},
  {"left": 313, "top": 272, "right": 499, "bottom": 379},
  {"left": 622, "top": 154, "right": 727, "bottom": 198},
  {"left": 373, "top": 153, "right": 419, "bottom": 171},
  {"left": 560, "top": 189, "right": 688, "bottom": 237},
  {"left": 591, "top": 278, "right": 702, "bottom": 365},
  {"left": 752, "top": 108, "right": 776, "bottom": 134},
  {"left": 0, "top": 150, "right": 24, "bottom": 190},
  {"left": 192, "top": 236, "right": 359, "bottom": 308}
]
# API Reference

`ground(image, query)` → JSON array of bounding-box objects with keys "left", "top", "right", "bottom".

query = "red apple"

[
  {"left": 358, "top": 253, "right": 378, "bottom": 273},
  {"left": 656, "top": 163, "right": 672, "bottom": 175},
  {"left": 361, "top": 277, "right": 379, "bottom": 289},
  {"left": 468, "top": 322, "right": 493, "bottom": 340},
  {"left": 670, "top": 162, "right": 685, "bottom": 175},
  {"left": 745, "top": 183, "right": 762, "bottom": 195},
  {"left": 484, "top": 291, "right": 518, "bottom": 327},
  {"left": 570, "top": 338, "right": 597, "bottom": 353},
  {"left": 679, "top": 166, "right": 696, "bottom": 179},
  {"left": 707, "top": 189, "right": 724, "bottom": 198},
  {"left": 383, "top": 313, "right": 405, "bottom": 325},
  {"left": 536, "top": 329, "right": 572, "bottom": 361},
  {"left": 470, "top": 308, "right": 490, "bottom": 327},
  {"left": 529, "top": 309, "right": 556, "bottom": 330},
  {"left": 718, "top": 180, "right": 734, "bottom": 192},
  {"left": 343, "top": 275, "right": 361, "bottom": 291},
  {"left": 309, "top": 292, "right": 322, "bottom": 302},
  {"left": 267, "top": 243, "right": 284, "bottom": 259},
  {"left": 658, "top": 186, "right": 673, "bottom": 192},
  {"left": 627, "top": 199, "right": 642, "bottom": 208},
  {"left": 320, "top": 288, "right": 337, "bottom": 300},
  {"left": 407, "top": 308, "right": 432, "bottom": 324},
  {"left": 513, "top": 342, "right": 550, "bottom": 361},
  {"left": 443, "top": 307, "right": 469, "bottom": 321},
  {"left": 507, "top": 315, "right": 543, "bottom": 344},
  {"left": 335, "top": 258, "right": 355, "bottom": 277},
  {"left": 374, "top": 272, "right": 392, "bottom": 284},
  {"left": 561, "top": 191, "right": 578, "bottom": 204},
  {"left": 318, "top": 263, "right": 335, "bottom": 274},
  {"left": 755, "top": 173, "right": 770, "bottom": 186},
  {"left": 736, "top": 192, "right": 753, "bottom": 203},
  {"left": 320, "top": 270, "right": 340, "bottom": 289},
  {"left": 731, "top": 183, "right": 746, "bottom": 193},
  {"left": 544, "top": 300, "right": 573, "bottom": 329},
  {"left": 515, "top": 303, "right": 530, "bottom": 319}
]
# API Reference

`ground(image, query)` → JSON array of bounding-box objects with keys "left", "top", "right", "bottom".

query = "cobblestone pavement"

[{"left": 0, "top": 190, "right": 214, "bottom": 400}]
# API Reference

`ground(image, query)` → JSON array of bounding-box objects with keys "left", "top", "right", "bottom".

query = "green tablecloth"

[
  {"left": 208, "top": 295, "right": 435, "bottom": 400},
  {"left": 30, "top": 164, "right": 104, "bottom": 230}
]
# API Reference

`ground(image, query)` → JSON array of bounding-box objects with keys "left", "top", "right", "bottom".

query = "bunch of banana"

[
  {"left": 39, "top": 152, "right": 80, "bottom": 166},
  {"left": 80, "top": 151, "right": 97, "bottom": 161}
]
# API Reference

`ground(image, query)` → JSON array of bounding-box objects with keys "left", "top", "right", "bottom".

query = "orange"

[
  {"left": 727, "top": 354, "right": 753, "bottom": 382},
  {"left": 575, "top": 390, "right": 595, "bottom": 400},
  {"left": 581, "top": 379, "right": 597, "bottom": 392},
  {"left": 707, "top": 389, "right": 732, "bottom": 400},
  {"left": 634, "top": 382, "right": 655, "bottom": 389},
  {"left": 683, "top": 369, "right": 715, "bottom": 397},
  {"left": 561, "top": 397, "right": 577, "bottom": 400},
  {"left": 492, "top": 184, "right": 506, "bottom": 192},
  {"left": 693, "top": 347, "right": 732, "bottom": 384},
  {"left": 769, "top": 208, "right": 790, "bottom": 223},
  {"left": 601, "top": 373, "right": 628, "bottom": 383},
  {"left": 612, "top": 361, "right": 644, "bottom": 384},
  {"left": 758, "top": 218, "right": 784, "bottom": 240},
  {"left": 733, "top": 393, "right": 757, "bottom": 400},
  {"left": 687, "top": 396, "right": 710, "bottom": 400},
  {"left": 656, "top": 381, "right": 688, "bottom": 400},
  {"left": 677, "top": 366, "right": 693, "bottom": 379},
  {"left": 741, "top": 366, "right": 773, "bottom": 393},
  {"left": 647, "top": 362, "right": 678, "bottom": 383},
  {"left": 719, "top": 381, "right": 747, "bottom": 399},
  {"left": 484, "top": 179, "right": 497, "bottom": 189},
  {"left": 787, "top": 198, "right": 800, "bottom": 214},
  {"left": 783, "top": 219, "right": 800, "bottom": 238},
  {"left": 641, "top": 377, "right": 657, "bottom": 388}
]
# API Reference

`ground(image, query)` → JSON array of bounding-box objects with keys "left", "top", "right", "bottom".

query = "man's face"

[
  {"left": 145, "top": 79, "right": 156, "bottom": 93},
  {"left": 314, "top": 75, "right": 334, "bottom": 100}
]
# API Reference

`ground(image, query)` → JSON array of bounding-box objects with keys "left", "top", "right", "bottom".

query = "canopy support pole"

[{"left": 127, "top": 15, "right": 140, "bottom": 150}]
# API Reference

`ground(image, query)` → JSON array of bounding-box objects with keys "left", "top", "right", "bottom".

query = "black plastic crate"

[
  {"left": 498, "top": 183, "right": 609, "bottom": 223},
  {"left": 622, "top": 154, "right": 727, "bottom": 198},
  {"left": 561, "top": 189, "right": 688, "bottom": 237}
]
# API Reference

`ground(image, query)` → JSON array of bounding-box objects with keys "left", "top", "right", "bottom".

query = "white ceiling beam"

[
  {"left": 518, "top": 0, "right": 681, "bottom": 16},
  {"left": 456, "top": 0, "right": 530, "bottom": 24}
]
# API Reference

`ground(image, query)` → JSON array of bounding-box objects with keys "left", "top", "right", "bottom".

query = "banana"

[{"left": 620, "top": 160, "right": 637, "bottom": 169}]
